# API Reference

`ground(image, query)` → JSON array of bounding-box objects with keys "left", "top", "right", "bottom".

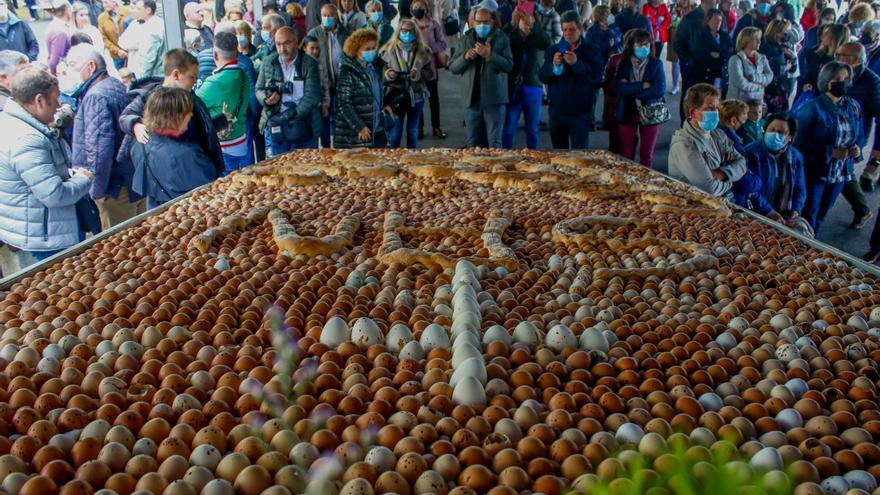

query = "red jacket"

[
  {"left": 800, "top": 8, "right": 817, "bottom": 31},
  {"left": 642, "top": 3, "right": 671, "bottom": 43}
]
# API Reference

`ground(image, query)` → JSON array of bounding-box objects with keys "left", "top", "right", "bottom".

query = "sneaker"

[
  {"left": 670, "top": 86, "right": 680, "bottom": 95},
  {"left": 851, "top": 210, "right": 874, "bottom": 229},
  {"left": 861, "top": 176, "right": 876, "bottom": 192},
  {"left": 863, "top": 250, "right": 880, "bottom": 263}
]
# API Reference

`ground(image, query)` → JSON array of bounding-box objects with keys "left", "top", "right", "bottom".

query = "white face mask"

[
  {"left": 58, "top": 67, "right": 85, "bottom": 95},
  {"left": 0, "top": 3, "right": 10, "bottom": 21}
]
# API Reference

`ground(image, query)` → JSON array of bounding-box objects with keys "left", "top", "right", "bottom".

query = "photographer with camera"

[{"left": 257, "top": 27, "right": 323, "bottom": 157}]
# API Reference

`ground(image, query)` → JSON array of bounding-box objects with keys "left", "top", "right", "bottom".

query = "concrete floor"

[{"left": 26, "top": 17, "right": 880, "bottom": 259}]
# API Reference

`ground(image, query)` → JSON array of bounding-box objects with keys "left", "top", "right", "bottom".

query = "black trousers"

[{"left": 419, "top": 78, "right": 441, "bottom": 130}]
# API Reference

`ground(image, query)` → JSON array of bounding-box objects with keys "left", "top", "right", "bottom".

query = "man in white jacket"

[
  {"left": 118, "top": 0, "right": 165, "bottom": 79},
  {"left": 669, "top": 83, "right": 747, "bottom": 198}
]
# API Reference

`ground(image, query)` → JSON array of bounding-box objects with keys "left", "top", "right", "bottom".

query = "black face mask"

[
  {"left": 828, "top": 80, "right": 851, "bottom": 97},
  {"left": 861, "top": 33, "right": 878, "bottom": 45},
  {"left": 413, "top": 8, "right": 426, "bottom": 18}
]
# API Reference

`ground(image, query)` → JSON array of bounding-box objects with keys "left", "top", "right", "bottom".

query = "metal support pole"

[
  {"left": 162, "top": 0, "right": 185, "bottom": 50},
  {"left": 253, "top": 0, "right": 263, "bottom": 26}
]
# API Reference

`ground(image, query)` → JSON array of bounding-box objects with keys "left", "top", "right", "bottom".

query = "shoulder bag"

[{"left": 216, "top": 68, "right": 246, "bottom": 141}]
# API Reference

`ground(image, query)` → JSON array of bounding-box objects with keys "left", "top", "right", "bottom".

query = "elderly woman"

[
  {"left": 365, "top": 0, "right": 394, "bottom": 46},
  {"left": 340, "top": 0, "right": 368, "bottom": 33},
  {"left": 335, "top": 28, "right": 388, "bottom": 148},
  {"left": 380, "top": 19, "right": 435, "bottom": 149},
  {"left": 736, "top": 112, "right": 810, "bottom": 235},
  {"left": 795, "top": 61, "right": 863, "bottom": 233},
  {"left": 727, "top": 26, "right": 772, "bottom": 101}
]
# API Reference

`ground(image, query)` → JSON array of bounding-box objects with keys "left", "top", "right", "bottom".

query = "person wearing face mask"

[
  {"left": 795, "top": 61, "right": 863, "bottom": 232},
  {"left": 860, "top": 21, "right": 880, "bottom": 74},
  {"left": 0, "top": 66, "right": 93, "bottom": 274},
  {"left": 334, "top": 28, "right": 390, "bottom": 148},
  {"left": 803, "top": 6, "right": 835, "bottom": 47},
  {"left": 119, "top": 50, "right": 224, "bottom": 178},
  {"left": 365, "top": 0, "right": 393, "bottom": 46},
  {"left": 797, "top": 22, "right": 848, "bottom": 99},
  {"left": 449, "top": 7, "right": 513, "bottom": 148},
  {"left": 309, "top": 3, "right": 351, "bottom": 146},
  {"left": 502, "top": 10, "right": 550, "bottom": 149},
  {"left": 0, "top": 0, "right": 38, "bottom": 62},
  {"left": 585, "top": 5, "right": 623, "bottom": 69},
  {"left": 848, "top": 3, "right": 875, "bottom": 38},
  {"left": 46, "top": 0, "right": 74, "bottom": 75},
  {"left": 252, "top": 14, "right": 286, "bottom": 68},
  {"left": 717, "top": 99, "right": 749, "bottom": 156},
  {"left": 412, "top": 0, "right": 448, "bottom": 139},
  {"left": 833, "top": 42, "right": 880, "bottom": 228},
  {"left": 674, "top": 0, "right": 719, "bottom": 121},
  {"left": 726, "top": 27, "right": 773, "bottom": 101},
  {"left": 59, "top": 44, "right": 143, "bottom": 230},
  {"left": 613, "top": 29, "right": 666, "bottom": 168},
  {"left": 642, "top": 0, "right": 671, "bottom": 58},
  {"left": 669, "top": 83, "right": 747, "bottom": 197},
  {"left": 734, "top": 112, "right": 810, "bottom": 233},
  {"left": 340, "top": 0, "right": 368, "bottom": 33},
  {"left": 536, "top": 0, "right": 562, "bottom": 44},
  {"left": 236, "top": 20, "right": 257, "bottom": 58},
  {"left": 380, "top": 19, "right": 434, "bottom": 149}
]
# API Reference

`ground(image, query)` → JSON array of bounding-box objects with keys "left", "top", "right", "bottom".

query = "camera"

[
  {"left": 53, "top": 104, "right": 75, "bottom": 129},
  {"left": 259, "top": 81, "right": 295, "bottom": 95}
]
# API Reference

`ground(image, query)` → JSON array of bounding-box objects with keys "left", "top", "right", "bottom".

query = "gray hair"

[
  {"left": 365, "top": 0, "right": 382, "bottom": 11},
  {"left": 817, "top": 60, "right": 853, "bottom": 92},
  {"left": 213, "top": 31, "right": 239, "bottom": 61},
  {"left": 842, "top": 41, "right": 868, "bottom": 66},
  {"left": 11, "top": 66, "right": 58, "bottom": 104},
  {"left": 184, "top": 29, "right": 202, "bottom": 52},
  {"left": 66, "top": 43, "right": 107, "bottom": 71},
  {"left": 864, "top": 19, "right": 880, "bottom": 35},
  {"left": 214, "top": 21, "right": 237, "bottom": 35},
  {"left": 0, "top": 50, "right": 28, "bottom": 78},
  {"left": 262, "top": 13, "right": 286, "bottom": 29}
]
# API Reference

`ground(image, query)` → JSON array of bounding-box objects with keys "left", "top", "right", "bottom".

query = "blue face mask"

[
  {"left": 322, "top": 16, "right": 336, "bottom": 28},
  {"left": 536, "top": 3, "right": 545, "bottom": 13},
  {"left": 757, "top": 3, "right": 770, "bottom": 14},
  {"left": 369, "top": 11, "right": 383, "bottom": 23},
  {"left": 553, "top": 63, "right": 564, "bottom": 75},
  {"left": 360, "top": 49, "right": 377, "bottom": 63},
  {"left": 260, "top": 30, "right": 271, "bottom": 43},
  {"left": 474, "top": 24, "right": 492, "bottom": 38},
  {"left": 764, "top": 131, "right": 787, "bottom": 152},
  {"left": 699, "top": 110, "right": 719, "bottom": 131},
  {"left": 400, "top": 31, "right": 416, "bottom": 44},
  {"left": 634, "top": 45, "right": 650, "bottom": 59}
]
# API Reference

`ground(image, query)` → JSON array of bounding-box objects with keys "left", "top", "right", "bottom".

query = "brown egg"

[
  {"left": 459, "top": 465, "right": 496, "bottom": 492},
  {"left": 76, "top": 460, "right": 112, "bottom": 489},
  {"left": 20, "top": 475, "right": 58, "bottom": 495}
]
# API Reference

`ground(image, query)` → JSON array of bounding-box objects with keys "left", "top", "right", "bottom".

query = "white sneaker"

[{"left": 670, "top": 87, "right": 680, "bottom": 95}]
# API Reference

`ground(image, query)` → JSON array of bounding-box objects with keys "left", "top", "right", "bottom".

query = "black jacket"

[
  {"left": 539, "top": 37, "right": 603, "bottom": 116},
  {"left": 848, "top": 66, "right": 880, "bottom": 151},
  {"left": 797, "top": 45, "right": 832, "bottom": 93},
  {"left": 333, "top": 54, "right": 386, "bottom": 149},
  {"left": 691, "top": 27, "right": 733, "bottom": 84},
  {"left": 117, "top": 78, "right": 225, "bottom": 178},
  {"left": 614, "top": 9, "right": 652, "bottom": 38},
  {"left": 504, "top": 24, "right": 552, "bottom": 95},
  {"left": 672, "top": 8, "right": 704, "bottom": 65},
  {"left": 131, "top": 134, "right": 218, "bottom": 204}
]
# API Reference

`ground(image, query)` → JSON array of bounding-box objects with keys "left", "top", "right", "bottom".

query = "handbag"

[
  {"left": 443, "top": 14, "right": 460, "bottom": 36},
  {"left": 637, "top": 100, "right": 671, "bottom": 126},
  {"left": 434, "top": 51, "right": 449, "bottom": 69},
  {"left": 75, "top": 196, "right": 102, "bottom": 235}
]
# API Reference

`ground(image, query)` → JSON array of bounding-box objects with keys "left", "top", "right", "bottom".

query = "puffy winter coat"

[
  {"left": 130, "top": 134, "right": 217, "bottom": 205},
  {"left": 71, "top": 74, "right": 137, "bottom": 201},
  {"left": 726, "top": 51, "right": 774, "bottom": 101},
  {"left": 0, "top": 100, "right": 91, "bottom": 251},
  {"left": 334, "top": 54, "right": 386, "bottom": 149},
  {"left": 118, "top": 78, "right": 225, "bottom": 178}
]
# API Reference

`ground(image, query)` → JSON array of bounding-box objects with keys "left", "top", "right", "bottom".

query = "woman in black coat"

[
  {"left": 761, "top": 19, "right": 797, "bottom": 112},
  {"left": 334, "top": 28, "right": 389, "bottom": 148},
  {"left": 797, "top": 22, "right": 848, "bottom": 98},
  {"left": 691, "top": 8, "right": 733, "bottom": 89}
]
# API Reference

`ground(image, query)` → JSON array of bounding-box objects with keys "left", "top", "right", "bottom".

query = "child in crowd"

[
  {"left": 130, "top": 88, "right": 218, "bottom": 209},
  {"left": 738, "top": 99, "right": 765, "bottom": 145}
]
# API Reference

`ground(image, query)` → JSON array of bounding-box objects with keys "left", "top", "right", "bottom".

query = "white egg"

[
  {"left": 385, "top": 324, "right": 413, "bottom": 353},
  {"left": 545, "top": 324, "right": 577, "bottom": 352},
  {"left": 847, "top": 315, "right": 868, "bottom": 331},
  {"left": 320, "top": 317, "right": 350, "bottom": 348},
  {"left": 512, "top": 321, "right": 540, "bottom": 347},
  {"left": 580, "top": 328, "right": 609, "bottom": 353},
  {"left": 419, "top": 324, "right": 451, "bottom": 351},
  {"left": 451, "top": 313, "right": 481, "bottom": 337},
  {"left": 364, "top": 446, "right": 397, "bottom": 473},
  {"left": 774, "top": 343, "right": 800, "bottom": 363},
  {"left": 483, "top": 325, "right": 512, "bottom": 345},
  {"left": 715, "top": 333, "right": 737, "bottom": 352},
  {"left": 775, "top": 408, "right": 803, "bottom": 431},
  {"left": 452, "top": 332, "right": 481, "bottom": 350},
  {"left": 399, "top": 341, "right": 426, "bottom": 361},
  {"left": 749, "top": 447, "right": 784, "bottom": 472},
  {"left": 870, "top": 306, "right": 880, "bottom": 322},
  {"left": 351, "top": 317, "right": 384, "bottom": 348},
  {"left": 340, "top": 478, "right": 374, "bottom": 495},
  {"left": 451, "top": 343, "right": 482, "bottom": 369},
  {"left": 190, "top": 444, "right": 223, "bottom": 471},
  {"left": 728, "top": 317, "right": 749, "bottom": 331},
  {"left": 450, "top": 357, "right": 487, "bottom": 387},
  {"left": 452, "top": 376, "right": 487, "bottom": 406},
  {"left": 784, "top": 378, "right": 808, "bottom": 398},
  {"left": 697, "top": 393, "right": 723, "bottom": 412},
  {"left": 821, "top": 476, "right": 850, "bottom": 495},
  {"left": 769, "top": 314, "right": 793, "bottom": 330},
  {"left": 844, "top": 470, "right": 877, "bottom": 491},
  {"left": 615, "top": 423, "right": 645, "bottom": 445}
]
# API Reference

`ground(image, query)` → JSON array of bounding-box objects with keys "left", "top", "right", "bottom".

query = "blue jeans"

[
  {"left": 27, "top": 248, "right": 64, "bottom": 261},
  {"left": 502, "top": 85, "right": 543, "bottom": 149},
  {"left": 804, "top": 180, "right": 846, "bottom": 233},
  {"left": 265, "top": 131, "right": 318, "bottom": 157},
  {"left": 222, "top": 151, "right": 254, "bottom": 176},
  {"left": 389, "top": 100, "right": 425, "bottom": 149}
]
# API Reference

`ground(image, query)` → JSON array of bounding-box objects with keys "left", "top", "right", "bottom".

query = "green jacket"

[
  {"left": 503, "top": 24, "right": 551, "bottom": 91},
  {"left": 255, "top": 51, "right": 323, "bottom": 139},
  {"left": 448, "top": 28, "right": 514, "bottom": 107},
  {"left": 196, "top": 63, "right": 251, "bottom": 144},
  {"left": 371, "top": 22, "right": 394, "bottom": 47}
]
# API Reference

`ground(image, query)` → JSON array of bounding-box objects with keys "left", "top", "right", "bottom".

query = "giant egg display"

[{"left": 0, "top": 149, "right": 879, "bottom": 495}]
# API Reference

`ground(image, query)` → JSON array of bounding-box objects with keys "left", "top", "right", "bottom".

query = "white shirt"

[{"left": 280, "top": 53, "right": 305, "bottom": 105}]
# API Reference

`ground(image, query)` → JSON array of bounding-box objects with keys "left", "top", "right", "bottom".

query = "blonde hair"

[
  {"left": 817, "top": 23, "right": 851, "bottom": 56},
  {"left": 343, "top": 27, "right": 379, "bottom": 57},
  {"left": 719, "top": 99, "right": 749, "bottom": 123},
  {"left": 285, "top": 2, "right": 304, "bottom": 17},
  {"left": 736, "top": 26, "right": 762, "bottom": 52},
  {"left": 380, "top": 18, "right": 429, "bottom": 56},
  {"left": 235, "top": 19, "right": 252, "bottom": 38},
  {"left": 849, "top": 3, "right": 875, "bottom": 23},
  {"left": 764, "top": 19, "right": 790, "bottom": 44},
  {"left": 144, "top": 87, "right": 193, "bottom": 132},
  {"left": 593, "top": 4, "right": 610, "bottom": 21}
]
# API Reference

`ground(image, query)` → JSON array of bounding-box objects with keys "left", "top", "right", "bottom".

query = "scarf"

[
  {"left": 773, "top": 148, "right": 794, "bottom": 213},
  {"left": 630, "top": 56, "right": 649, "bottom": 81}
]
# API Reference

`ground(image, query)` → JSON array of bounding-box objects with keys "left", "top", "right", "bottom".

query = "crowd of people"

[{"left": 2, "top": 0, "right": 880, "bottom": 274}]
